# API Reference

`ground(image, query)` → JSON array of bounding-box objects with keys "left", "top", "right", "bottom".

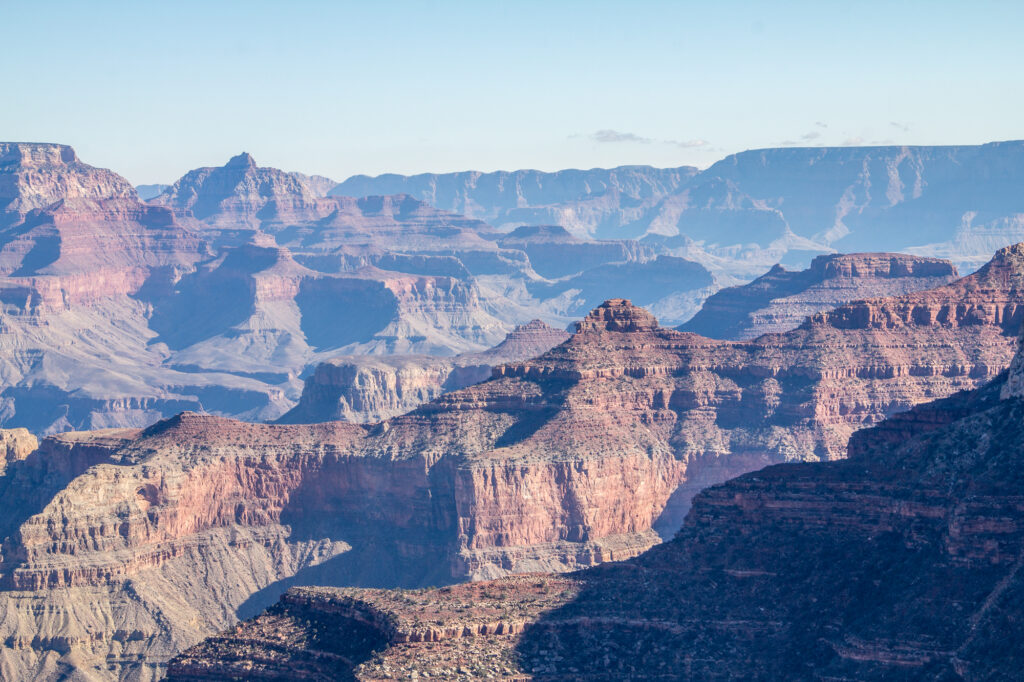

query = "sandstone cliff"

[
  {"left": 170, "top": 308, "right": 1024, "bottom": 682},
  {"left": 5, "top": 244, "right": 1024, "bottom": 678},
  {"left": 681, "top": 252, "right": 959, "bottom": 340},
  {"left": 280, "top": 320, "right": 570, "bottom": 423}
]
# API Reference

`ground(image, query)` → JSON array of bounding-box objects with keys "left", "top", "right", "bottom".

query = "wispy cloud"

[
  {"left": 590, "top": 129, "right": 652, "bottom": 144},
  {"left": 841, "top": 136, "right": 865, "bottom": 146},
  {"left": 890, "top": 121, "right": 911, "bottom": 132},
  {"left": 580, "top": 130, "right": 713, "bottom": 150},
  {"left": 815, "top": 121, "right": 828, "bottom": 128},
  {"left": 780, "top": 131, "right": 822, "bottom": 146},
  {"left": 666, "top": 138, "right": 709, "bottom": 149}
]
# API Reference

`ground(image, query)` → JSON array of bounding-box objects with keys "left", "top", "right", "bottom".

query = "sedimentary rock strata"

[
  {"left": 681, "top": 252, "right": 959, "bottom": 340},
  {"left": 2, "top": 145, "right": 726, "bottom": 432},
  {"left": 6, "top": 241, "right": 1024, "bottom": 678},
  {"left": 281, "top": 319, "right": 571, "bottom": 423},
  {"left": 171, "top": 315, "right": 1024, "bottom": 681},
  {"left": 0, "top": 142, "right": 136, "bottom": 219}
]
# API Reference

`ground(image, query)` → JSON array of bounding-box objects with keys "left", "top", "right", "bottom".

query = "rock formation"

[
  {"left": 0, "top": 428, "right": 36, "bottom": 475},
  {"left": 680, "top": 252, "right": 959, "bottom": 340},
  {"left": 134, "top": 183, "right": 170, "bottom": 201},
  {"left": 280, "top": 319, "right": 570, "bottom": 423},
  {"left": 151, "top": 152, "right": 334, "bottom": 227},
  {"left": 169, "top": 300, "right": 1024, "bottom": 682},
  {"left": 0, "top": 142, "right": 136, "bottom": 221},
  {"left": 10, "top": 147, "right": 716, "bottom": 432},
  {"left": 335, "top": 142, "right": 1024, "bottom": 277},
  {"left": 5, "top": 236, "right": 1024, "bottom": 678}
]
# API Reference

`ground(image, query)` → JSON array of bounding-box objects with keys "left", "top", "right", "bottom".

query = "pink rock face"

[
  {"left": 0, "top": 198, "right": 207, "bottom": 312},
  {"left": 574, "top": 297, "right": 660, "bottom": 332},
  {"left": 0, "top": 428, "right": 37, "bottom": 475},
  {"left": 0, "top": 143, "right": 136, "bottom": 218},
  {"left": 168, "top": 315, "right": 1024, "bottom": 682},
  {"left": 4, "top": 249, "right": 1024, "bottom": 678}
]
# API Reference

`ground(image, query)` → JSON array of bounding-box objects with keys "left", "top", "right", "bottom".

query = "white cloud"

[
  {"left": 590, "top": 129, "right": 652, "bottom": 144},
  {"left": 666, "top": 138, "right": 709, "bottom": 148}
]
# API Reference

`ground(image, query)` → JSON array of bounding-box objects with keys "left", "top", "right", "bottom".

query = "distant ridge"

[{"left": 334, "top": 141, "right": 1024, "bottom": 276}]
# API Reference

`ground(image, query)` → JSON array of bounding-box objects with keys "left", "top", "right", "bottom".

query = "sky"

[{"left": 3, "top": 0, "right": 1023, "bottom": 184}]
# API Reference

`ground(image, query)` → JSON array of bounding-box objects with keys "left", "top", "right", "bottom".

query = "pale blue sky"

[{"left": 3, "top": 0, "right": 1022, "bottom": 183}]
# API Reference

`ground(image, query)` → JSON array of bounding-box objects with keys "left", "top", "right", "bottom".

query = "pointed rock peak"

[
  {"left": 225, "top": 152, "right": 257, "bottom": 169},
  {"left": 574, "top": 299, "right": 660, "bottom": 333}
]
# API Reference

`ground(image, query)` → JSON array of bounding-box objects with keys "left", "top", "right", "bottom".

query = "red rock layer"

[
  {"left": 8, "top": 244, "right": 1024, "bottom": 678},
  {"left": 170, "top": 334, "right": 1024, "bottom": 681},
  {"left": 9, "top": 247, "right": 1024, "bottom": 594}
]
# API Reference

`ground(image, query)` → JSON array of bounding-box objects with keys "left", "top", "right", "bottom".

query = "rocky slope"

[
  {"left": 280, "top": 320, "right": 570, "bottom": 423},
  {"left": 0, "top": 148, "right": 290, "bottom": 434},
  {"left": 680, "top": 252, "right": 959, "bottom": 340},
  {"left": 5, "top": 241, "right": 1024, "bottom": 679},
  {"left": 151, "top": 152, "right": 334, "bottom": 228},
  {"left": 169, "top": 301, "right": 1024, "bottom": 682}
]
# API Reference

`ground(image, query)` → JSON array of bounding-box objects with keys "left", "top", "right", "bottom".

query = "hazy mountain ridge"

[{"left": 335, "top": 141, "right": 1024, "bottom": 277}]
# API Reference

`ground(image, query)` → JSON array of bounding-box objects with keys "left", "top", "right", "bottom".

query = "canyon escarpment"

[
  {"left": 169, "top": 286, "right": 1024, "bottom": 682},
  {"left": 5, "top": 237, "right": 1024, "bottom": 679}
]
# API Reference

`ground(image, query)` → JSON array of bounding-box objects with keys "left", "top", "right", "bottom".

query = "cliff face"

[
  {"left": 0, "top": 148, "right": 568, "bottom": 432},
  {"left": 280, "top": 319, "right": 571, "bottom": 424},
  {"left": 0, "top": 143, "right": 137, "bottom": 220},
  {"left": 169, "top": 320, "right": 1024, "bottom": 682},
  {"left": 681, "top": 252, "right": 959, "bottom": 340},
  {"left": 7, "top": 249, "right": 1024, "bottom": 678}
]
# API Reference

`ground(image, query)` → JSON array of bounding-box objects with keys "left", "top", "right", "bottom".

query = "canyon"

[
  {"left": 5, "top": 139, "right": 1024, "bottom": 680},
  {"left": 3, "top": 238, "right": 1024, "bottom": 678},
  {"left": 170, "top": 358, "right": 1024, "bottom": 679},
  {"left": 0, "top": 144, "right": 717, "bottom": 433},
  {"left": 6, "top": 141, "right": 1024, "bottom": 434}
]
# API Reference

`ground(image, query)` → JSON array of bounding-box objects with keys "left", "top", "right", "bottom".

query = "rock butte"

[
  {"left": 169, "top": 301, "right": 1024, "bottom": 682},
  {"left": 3, "top": 239, "right": 1024, "bottom": 678}
]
